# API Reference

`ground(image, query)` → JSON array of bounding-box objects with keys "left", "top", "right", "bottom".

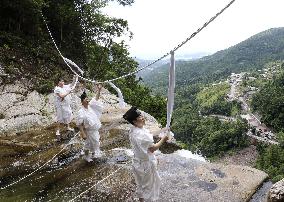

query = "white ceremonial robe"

[
  {"left": 77, "top": 99, "right": 104, "bottom": 153},
  {"left": 129, "top": 127, "right": 161, "bottom": 202},
  {"left": 54, "top": 85, "right": 72, "bottom": 124}
]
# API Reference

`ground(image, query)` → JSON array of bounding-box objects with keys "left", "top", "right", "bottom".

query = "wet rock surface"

[
  {"left": 157, "top": 154, "right": 268, "bottom": 202},
  {"left": 0, "top": 124, "right": 269, "bottom": 201}
]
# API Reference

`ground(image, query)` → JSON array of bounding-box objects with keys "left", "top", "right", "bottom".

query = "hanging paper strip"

[
  {"left": 159, "top": 51, "right": 175, "bottom": 140},
  {"left": 108, "top": 81, "right": 126, "bottom": 108},
  {"left": 63, "top": 57, "right": 84, "bottom": 75},
  {"left": 166, "top": 51, "right": 175, "bottom": 129},
  {"left": 71, "top": 75, "right": 79, "bottom": 90}
]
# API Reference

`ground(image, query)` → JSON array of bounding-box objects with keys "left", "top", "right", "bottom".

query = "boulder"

[
  {"left": 0, "top": 93, "right": 24, "bottom": 114},
  {"left": 157, "top": 154, "right": 268, "bottom": 202},
  {"left": 268, "top": 178, "right": 284, "bottom": 202}
]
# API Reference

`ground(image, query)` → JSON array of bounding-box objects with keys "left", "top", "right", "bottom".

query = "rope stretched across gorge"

[{"left": 41, "top": 0, "right": 236, "bottom": 84}]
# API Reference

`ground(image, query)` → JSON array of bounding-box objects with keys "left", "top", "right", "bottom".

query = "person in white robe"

[
  {"left": 77, "top": 84, "right": 104, "bottom": 162},
  {"left": 123, "top": 107, "right": 169, "bottom": 202},
  {"left": 54, "top": 75, "right": 78, "bottom": 139}
]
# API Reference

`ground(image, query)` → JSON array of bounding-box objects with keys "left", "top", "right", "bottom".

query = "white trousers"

[
  {"left": 84, "top": 128, "right": 101, "bottom": 153},
  {"left": 56, "top": 104, "right": 72, "bottom": 124},
  {"left": 132, "top": 157, "right": 161, "bottom": 201}
]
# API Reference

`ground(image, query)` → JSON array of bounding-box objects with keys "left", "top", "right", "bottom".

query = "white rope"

[
  {"left": 41, "top": 0, "right": 236, "bottom": 84},
  {"left": 41, "top": 12, "right": 89, "bottom": 83},
  {"left": 68, "top": 166, "right": 124, "bottom": 202},
  {"left": 63, "top": 57, "right": 84, "bottom": 75},
  {"left": 0, "top": 132, "right": 80, "bottom": 190}
]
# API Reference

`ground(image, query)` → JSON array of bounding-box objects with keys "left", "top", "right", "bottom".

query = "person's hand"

[
  {"left": 163, "top": 135, "right": 169, "bottom": 141},
  {"left": 161, "top": 127, "right": 170, "bottom": 133},
  {"left": 96, "top": 84, "right": 103, "bottom": 90},
  {"left": 148, "top": 147, "right": 155, "bottom": 153},
  {"left": 81, "top": 133, "right": 87, "bottom": 140}
]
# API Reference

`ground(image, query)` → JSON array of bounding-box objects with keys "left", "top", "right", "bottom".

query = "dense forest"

[
  {"left": 171, "top": 83, "right": 248, "bottom": 158},
  {"left": 250, "top": 64, "right": 284, "bottom": 182},
  {"left": 0, "top": 0, "right": 167, "bottom": 124},
  {"left": 196, "top": 83, "right": 241, "bottom": 116},
  {"left": 251, "top": 66, "right": 284, "bottom": 132}
]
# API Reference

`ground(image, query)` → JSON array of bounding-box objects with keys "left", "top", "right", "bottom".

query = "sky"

[{"left": 102, "top": 0, "right": 284, "bottom": 60}]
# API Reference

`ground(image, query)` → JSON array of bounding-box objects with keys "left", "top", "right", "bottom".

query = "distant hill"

[
  {"left": 135, "top": 58, "right": 168, "bottom": 78},
  {"left": 142, "top": 27, "right": 284, "bottom": 93},
  {"left": 135, "top": 52, "right": 210, "bottom": 78}
]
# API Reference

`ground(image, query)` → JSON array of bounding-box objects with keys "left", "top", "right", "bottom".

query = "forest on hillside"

[{"left": 251, "top": 64, "right": 284, "bottom": 182}]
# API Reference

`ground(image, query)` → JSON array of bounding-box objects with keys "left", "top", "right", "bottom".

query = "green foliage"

[
  {"left": 277, "top": 131, "right": 284, "bottom": 147},
  {"left": 35, "top": 80, "right": 55, "bottom": 94},
  {"left": 171, "top": 89, "right": 248, "bottom": 158},
  {"left": 251, "top": 68, "right": 284, "bottom": 132},
  {"left": 196, "top": 83, "right": 241, "bottom": 116},
  {"left": 172, "top": 108, "right": 249, "bottom": 158},
  {"left": 255, "top": 144, "right": 284, "bottom": 182},
  {"left": 164, "top": 78, "right": 247, "bottom": 158},
  {"left": 117, "top": 80, "right": 167, "bottom": 125}
]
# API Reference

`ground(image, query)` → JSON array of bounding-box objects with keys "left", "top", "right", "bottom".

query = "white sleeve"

[
  {"left": 133, "top": 131, "right": 154, "bottom": 154},
  {"left": 136, "top": 136, "right": 154, "bottom": 152},
  {"left": 54, "top": 87, "right": 61, "bottom": 94},
  {"left": 89, "top": 98, "right": 104, "bottom": 118},
  {"left": 64, "top": 84, "right": 71, "bottom": 92},
  {"left": 76, "top": 110, "right": 84, "bottom": 126}
]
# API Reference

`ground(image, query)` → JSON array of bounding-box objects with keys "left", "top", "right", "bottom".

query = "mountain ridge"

[{"left": 142, "top": 27, "right": 284, "bottom": 93}]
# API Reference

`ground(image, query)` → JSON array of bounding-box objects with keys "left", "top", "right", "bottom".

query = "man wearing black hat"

[
  {"left": 123, "top": 107, "right": 169, "bottom": 202},
  {"left": 77, "top": 84, "right": 104, "bottom": 162}
]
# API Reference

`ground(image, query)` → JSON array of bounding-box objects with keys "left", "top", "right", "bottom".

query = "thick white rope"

[
  {"left": 41, "top": 0, "right": 236, "bottom": 84},
  {"left": 63, "top": 57, "right": 84, "bottom": 75}
]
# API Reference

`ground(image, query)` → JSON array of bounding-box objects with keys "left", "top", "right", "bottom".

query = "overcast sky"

[{"left": 102, "top": 0, "right": 284, "bottom": 60}]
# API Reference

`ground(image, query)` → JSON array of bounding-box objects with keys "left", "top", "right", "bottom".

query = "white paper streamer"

[
  {"left": 159, "top": 51, "right": 175, "bottom": 141},
  {"left": 108, "top": 81, "right": 126, "bottom": 108},
  {"left": 63, "top": 57, "right": 84, "bottom": 75},
  {"left": 70, "top": 75, "right": 79, "bottom": 90},
  {"left": 166, "top": 51, "right": 175, "bottom": 133}
]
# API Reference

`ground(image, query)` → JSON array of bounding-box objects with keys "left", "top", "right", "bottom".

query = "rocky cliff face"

[{"left": 0, "top": 82, "right": 269, "bottom": 201}]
